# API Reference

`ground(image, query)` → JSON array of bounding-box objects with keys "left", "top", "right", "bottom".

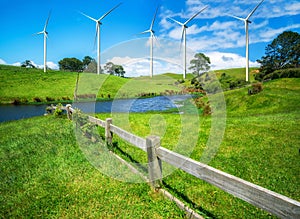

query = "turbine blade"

[
  {"left": 150, "top": 6, "right": 159, "bottom": 31},
  {"left": 98, "top": 2, "right": 122, "bottom": 21},
  {"left": 44, "top": 10, "right": 52, "bottom": 32},
  {"left": 94, "top": 23, "right": 99, "bottom": 49},
  {"left": 246, "top": 0, "right": 264, "bottom": 20},
  {"left": 34, "top": 31, "right": 44, "bottom": 36},
  {"left": 153, "top": 34, "right": 160, "bottom": 48},
  {"left": 80, "top": 11, "right": 98, "bottom": 22},
  {"left": 228, "top": 14, "right": 246, "bottom": 22},
  {"left": 139, "top": 29, "right": 151, "bottom": 35},
  {"left": 180, "top": 27, "right": 185, "bottom": 53},
  {"left": 184, "top": 5, "right": 208, "bottom": 26},
  {"left": 180, "top": 27, "right": 185, "bottom": 44},
  {"left": 167, "top": 17, "right": 184, "bottom": 26}
]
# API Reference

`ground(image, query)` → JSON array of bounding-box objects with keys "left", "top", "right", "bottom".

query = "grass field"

[
  {"left": 95, "top": 78, "right": 300, "bottom": 218},
  {"left": 0, "top": 64, "right": 299, "bottom": 218},
  {"left": 0, "top": 116, "right": 185, "bottom": 218},
  {"left": 0, "top": 65, "right": 184, "bottom": 104}
]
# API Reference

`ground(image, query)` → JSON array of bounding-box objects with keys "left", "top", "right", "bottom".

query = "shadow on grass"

[
  {"left": 111, "top": 140, "right": 217, "bottom": 219},
  {"left": 162, "top": 181, "right": 218, "bottom": 219},
  {"left": 111, "top": 141, "right": 148, "bottom": 174}
]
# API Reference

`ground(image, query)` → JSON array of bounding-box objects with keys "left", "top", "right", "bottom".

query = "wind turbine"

[
  {"left": 168, "top": 6, "right": 208, "bottom": 79},
  {"left": 81, "top": 3, "right": 122, "bottom": 75},
  {"left": 140, "top": 6, "right": 159, "bottom": 78},
  {"left": 229, "top": 0, "right": 264, "bottom": 82},
  {"left": 35, "top": 10, "right": 51, "bottom": 73}
]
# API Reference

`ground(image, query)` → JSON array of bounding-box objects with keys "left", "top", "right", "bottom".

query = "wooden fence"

[{"left": 54, "top": 105, "right": 300, "bottom": 218}]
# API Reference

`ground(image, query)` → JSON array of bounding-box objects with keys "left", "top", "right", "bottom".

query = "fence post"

[
  {"left": 105, "top": 118, "right": 113, "bottom": 145},
  {"left": 66, "top": 104, "right": 72, "bottom": 120},
  {"left": 146, "top": 135, "right": 162, "bottom": 189}
]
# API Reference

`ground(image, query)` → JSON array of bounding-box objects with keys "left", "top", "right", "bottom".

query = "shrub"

[
  {"left": 54, "top": 103, "right": 63, "bottom": 117},
  {"left": 62, "top": 96, "right": 71, "bottom": 101},
  {"left": 259, "top": 68, "right": 300, "bottom": 81},
  {"left": 12, "top": 98, "right": 21, "bottom": 105},
  {"left": 248, "top": 82, "right": 263, "bottom": 95},
  {"left": 46, "top": 97, "right": 55, "bottom": 102},
  {"left": 33, "top": 97, "right": 42, "bottom": 102}
]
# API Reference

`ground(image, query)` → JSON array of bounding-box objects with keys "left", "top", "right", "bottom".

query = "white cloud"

[
  {"left": 256, "top": 24, "right": 300, "bottom": 43},
  {"left": 46, "top": 61, "right": 59, "bottom": 70},
  {"left": 206, "top": 51, "right": 259, "bottom": 70},
  {"left": 0, "top": 58, "right": 6, "bottom": 64},
  {"left": 12, "top": 62, "right": 21, "bottom": 66},
  {"left": 104, "top": 51, "right": 259, "bottom": 77}
]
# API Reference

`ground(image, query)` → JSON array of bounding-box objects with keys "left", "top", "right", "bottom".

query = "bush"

[
  {"left": 33, "top": 97, "right": 42, "bottom": 102},
  {"left": 248, "top": 82, "right": 263, "bottom": 95},
  {"left": 46, "top": 97, "right": 55, "bottom": 102},
  {"left": 54, "top": 103, "right": 64, "bottom": 117},
  {"left": 258, "top": 68, "right": 300, "bottom": 81},
  {"left": 12, "top": 98, "right": 21, "bottom": 105}
]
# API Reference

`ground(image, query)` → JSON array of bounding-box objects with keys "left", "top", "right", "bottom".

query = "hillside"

[
  {"left": 0, "top": 65, "right": 184, "bottom": 104},
  {"left": 0, "top": 72, "right": 299, "bottom": 217},
  {"left": 224, "top": 78, "right": 300, "bottom": 116}
]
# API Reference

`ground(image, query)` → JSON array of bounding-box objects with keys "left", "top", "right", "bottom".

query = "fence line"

[{"left": 53, "top": 105, "right": 300, "bottom": 218}]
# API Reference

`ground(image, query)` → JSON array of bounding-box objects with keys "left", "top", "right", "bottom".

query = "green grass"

[
  {"left": 0, "top": 65, "right": 185, "bottom": 104},
  {"left": 94, "top": 78, "right": 300, "bottom": 218},
  {"left": 1, "top": 64, "right": 299, "bottom": 218},
  {"left": 0, "top": 116, "right": 185, "bottom": 218},
  {"left": 213, "top": 67, "right": 259, "bottom": 81}
]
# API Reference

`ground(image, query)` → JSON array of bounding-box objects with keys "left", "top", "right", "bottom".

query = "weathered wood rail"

[{"left": 52, "top": 105, "right": 300, "bottom": 218}]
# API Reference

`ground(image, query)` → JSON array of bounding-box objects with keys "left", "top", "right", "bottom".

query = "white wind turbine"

[
  {"left": 168, "top": 6, "right": 208, "bottom": 79},
  {"left": 229, "top": 0, "right": 264, "bottom": 82},
  {"left": 140, "top": 6, "right": 159, "bottom": 78},
  {"left": 35, "top": 10, "right": 51, "bottom": 73},
  {"left": 81, "top": 3, "right": 122, "bottom": 75}
]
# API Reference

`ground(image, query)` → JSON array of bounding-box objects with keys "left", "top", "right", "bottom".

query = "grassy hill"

[
  {"left": 213, "top": 67, "right": 259, "bottom": 81},
  {"left": 0, "top": 65, "right": 184, "bottom": 104},
  {"left": 0, "top": 64, "right": 299, "bottom": 217}
]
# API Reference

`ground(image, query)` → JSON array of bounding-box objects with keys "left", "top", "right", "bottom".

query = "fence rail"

[{"left": 53, "top": 105, "right": 300, "bottom": 218}]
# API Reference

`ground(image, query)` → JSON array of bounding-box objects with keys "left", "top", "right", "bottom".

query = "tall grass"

[{"left": 0, "top": 116, "right": 185, "bottom": 218}]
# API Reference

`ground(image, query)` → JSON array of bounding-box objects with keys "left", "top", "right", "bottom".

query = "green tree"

[
  {"left": 189, "top": 53, "right": 211, "bottom": 76},
  {"left": 104, "top": 62, "right": 115, "bottom": 75},
  {"left": 82, "top": 56, "right": 94, "bottom": 69},
  {"left": 104, "top": 62, "right": 125, "bottom": 77},
  {"left": 58, "top": 58, "right": 83, "bottom": 72},
  {"left": 114, "top": 65, "right": 125, "bottom": 77},
  {"left": 21, "top": 60, "right": 36, "bottom": 68},
  {"left": 256, "top": 31, "right": 300, "bottom": 80}
]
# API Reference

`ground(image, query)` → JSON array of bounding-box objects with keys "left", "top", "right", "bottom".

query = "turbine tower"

[
  {"left": 229, "top": 0, "right": 264, "bottom": 82},
  {"left": 140, "top": 6, "right": 159, "bottom": 78},
  {"left": 81, "top": 3, "right": 122, "bottom": 75},
  {"left": 36, "top": 10, "right": 51, "bottom": 73},
  {"left": 168, "top": 6, "right": 208, "bottom": 79}
]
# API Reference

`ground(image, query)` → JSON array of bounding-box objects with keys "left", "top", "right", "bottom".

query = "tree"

[
  {"left": 189, "top": 53, "right": 211, "bottom": 76},
  {"left": 256, "top": 31, "right": 300, "bottom": 79},
  {"left": 104, "top": 62, "right": 115, "bottom": 75},
  {"left": 103, "top": 62, "right": 125, "bottom": 77},
  {"left": 82, "top": 56, "right": 94, "bottom": 69},
  {"left": 114, "top": 65, "right": 125, "bottom": 77},
  {"left": 21, "top": 60, "right": 35, "bottom": 68},
  {"left": 58, "top": 58, "right": 83, "bottom": 72},
  {"left": 84, "top": 60, "right": 98, "bottom": 73}
]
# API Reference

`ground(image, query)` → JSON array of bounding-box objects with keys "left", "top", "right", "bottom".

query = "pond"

[{"left": 0, "top": 95, "right": 191, "bottom": 123}]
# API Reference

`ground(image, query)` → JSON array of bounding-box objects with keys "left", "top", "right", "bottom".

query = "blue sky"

[{"left": 0, "top": 0, "right": 299, "bottom": 76}]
